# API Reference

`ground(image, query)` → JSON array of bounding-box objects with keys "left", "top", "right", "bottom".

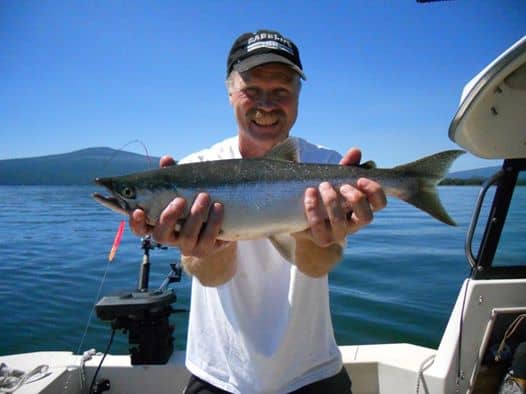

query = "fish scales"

[{"left": 92, "top": 138, "right": 465, "bottom": 257}]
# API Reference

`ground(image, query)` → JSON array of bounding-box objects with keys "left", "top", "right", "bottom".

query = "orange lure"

[{"left": 108, "top": 220, "right": 125, "bottom": 262}]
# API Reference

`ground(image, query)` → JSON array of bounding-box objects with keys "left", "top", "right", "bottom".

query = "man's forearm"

[
  {"left": 292, "top": 235, "right": 344, "bottom": 277},
  {"left": 181, "top": 242, "right": 238, "bottom": 287}
]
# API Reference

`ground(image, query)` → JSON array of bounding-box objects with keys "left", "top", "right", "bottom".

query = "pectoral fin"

[{"left": 269, "top": 234, "right": 296, "bottom": 262}]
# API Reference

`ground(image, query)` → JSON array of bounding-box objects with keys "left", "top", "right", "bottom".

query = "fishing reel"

[{"left": 95, "top": 236, "right": 183, "bottom": 365}]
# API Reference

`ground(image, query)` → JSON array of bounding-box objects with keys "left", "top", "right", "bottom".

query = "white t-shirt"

[{"left": 180, "top": 136, "right": 343, "bottom": 394}]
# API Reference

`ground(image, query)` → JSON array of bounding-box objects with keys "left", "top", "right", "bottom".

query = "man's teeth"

[
  {"left": 254, "top": 119, "right": 277, "bottom": 126},
  {"left": 253, "top": 117, "right": 277, "bottom": 126},
  {"left": 253, "top": 111, "right": 278, "bottom": 126}
]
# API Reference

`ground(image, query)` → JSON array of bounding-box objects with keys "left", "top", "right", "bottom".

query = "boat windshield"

[
  {"left": 493, "top": 181, "right": 525, "bottom": 267},
  {"left": 468, "top": 161, "right": 526, "bottom": 279}
]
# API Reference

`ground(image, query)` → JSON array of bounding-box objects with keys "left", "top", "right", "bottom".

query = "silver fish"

[{"left": 93, "top": 139, "right": 464, "bottom": 258}]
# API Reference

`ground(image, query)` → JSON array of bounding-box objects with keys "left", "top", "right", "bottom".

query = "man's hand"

[
  {"left": 300, "top": 147, "right": 386, "bottom": 247},
  {"left": 292, "top": 147, "right": 387, "bottom": 277},
  {"left": 338, "top": 147, "right": 387, "bottom": 234},
  {"left": 130, "top": 156, "right": 226, "bottom": 256},
  {"left": 129, "top": 156, "right": 235, "bottom": 286},
  {"left": 129, "top": 155, "right": 177, "bottom": 237}
]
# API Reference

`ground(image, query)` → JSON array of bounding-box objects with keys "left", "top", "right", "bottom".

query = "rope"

[
  {"left": 416, "top": 354, "right": 436, "bottom": 394},
  {"left": 495, "top": 314, "right": 526, "bottom": 362},
  {"left": 0, "top": 363, "right": 49, "bottom": 393},
  {"left": 80, "top": 349, "right": 97, "bottom": 393}
]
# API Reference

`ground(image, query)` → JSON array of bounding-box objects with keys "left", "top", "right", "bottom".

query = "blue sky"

[{"left": 1, "top": 1, "right": 525, "bottom": 171}]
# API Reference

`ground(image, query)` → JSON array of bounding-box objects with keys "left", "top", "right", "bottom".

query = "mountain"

[
  {"left": 0, "top": 148, "right": 161, "bottom": 185},
  {"left": 0, "top": 148, "right": 523, "bottom": 185}
]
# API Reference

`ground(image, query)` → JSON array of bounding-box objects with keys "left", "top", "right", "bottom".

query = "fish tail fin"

[{"left": 393, "top": 150, "right": 465, "bottom": 226}]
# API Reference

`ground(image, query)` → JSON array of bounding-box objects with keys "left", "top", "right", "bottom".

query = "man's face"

[{"left": 229, "top": 63, "right": 300, "bottom": 147}]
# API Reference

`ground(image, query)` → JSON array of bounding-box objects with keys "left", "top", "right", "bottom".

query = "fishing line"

[
  {"left": 102, "top": 139, "right": 153, "bottom": 170},
  {"left": 80, "top": 139, "right": 152, "bottom": 352},
  {"left": 75, "top": 141, "right": 153, "bottom": 381},
  {"left": 76, "top": 257, "right": 112, "bottom": 355}
]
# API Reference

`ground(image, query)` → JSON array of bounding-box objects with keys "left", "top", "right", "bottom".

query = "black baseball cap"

[{"left": 227, "top": 30, "right": 306, "bottom": 80}]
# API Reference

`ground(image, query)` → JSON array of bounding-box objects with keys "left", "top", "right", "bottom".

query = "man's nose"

[{"left": 255, "top": 92, "right": 277, "bottom": 109}]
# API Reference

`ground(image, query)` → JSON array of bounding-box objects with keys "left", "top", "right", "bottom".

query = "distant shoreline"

[
  {"left": 1, "top": 147, "right": 523, "bottom": 186},
  {"left": 440, "top": 178, "right": 526, "bottom": 186}
]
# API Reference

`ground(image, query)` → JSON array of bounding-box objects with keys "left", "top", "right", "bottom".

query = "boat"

[{"left": 1, "top": 35, "right": 525, "bottom": 394}]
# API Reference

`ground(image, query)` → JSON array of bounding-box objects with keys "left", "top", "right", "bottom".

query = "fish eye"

[{"left": 120, "top": 186, "right": 136, "bottom": 199}]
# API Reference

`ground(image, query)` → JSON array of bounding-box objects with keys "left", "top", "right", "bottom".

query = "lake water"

[{"left": 0, "top": 185, "right": 523, "bottom": 356}]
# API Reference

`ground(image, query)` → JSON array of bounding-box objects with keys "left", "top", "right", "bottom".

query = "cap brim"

[{"left": 233, "top": 53, "right": 306, "bottom": 80}]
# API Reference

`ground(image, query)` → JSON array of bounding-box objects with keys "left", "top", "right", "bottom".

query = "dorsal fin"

[
  {"left": 358, "top": 160, "right": 377, "bottom": 170},
  {"left": 263, "top": 138, "right": 299, "bottom": 162}
]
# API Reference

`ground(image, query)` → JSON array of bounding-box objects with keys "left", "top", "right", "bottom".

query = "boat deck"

[{"left": 1, "top": 344, "right": 436, "bottom": 394}]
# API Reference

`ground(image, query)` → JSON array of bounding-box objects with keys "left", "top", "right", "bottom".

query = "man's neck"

[{"left": 238, "top": 133, "right": 288, "bottom": 158}]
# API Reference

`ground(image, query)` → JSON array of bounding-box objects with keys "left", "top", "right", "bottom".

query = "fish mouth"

[
  {"left": 93, "top": 177, "right": 132, "bottom": 215},
  {"left": 92, "top": 192, "right": 130, "bottom": 216}
]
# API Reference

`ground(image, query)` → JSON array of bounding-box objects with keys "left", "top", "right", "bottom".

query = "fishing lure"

[{"left": 108, "top": 220, "right": 125, "bottom": 262}]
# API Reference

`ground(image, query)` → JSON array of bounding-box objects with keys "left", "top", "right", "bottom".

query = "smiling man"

[
  {"left": 130, "top": 30, "right": 386, "bottom": 394},
  {"left": 228, "top": 63, "right": 299, "bottom": 157}
]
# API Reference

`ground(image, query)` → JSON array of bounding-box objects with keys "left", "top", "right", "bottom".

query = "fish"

[{"left": 92, "top": 138, "right": 464, "bottom": 260}]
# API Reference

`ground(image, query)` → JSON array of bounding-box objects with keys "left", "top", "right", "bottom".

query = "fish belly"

[{"left": 178, "top": 182, "right": 308, "bottom": 241}]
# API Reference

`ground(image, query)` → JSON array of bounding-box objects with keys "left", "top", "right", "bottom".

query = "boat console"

[{"left": 447, "top": 35, "right": 526, "bottom": 393}]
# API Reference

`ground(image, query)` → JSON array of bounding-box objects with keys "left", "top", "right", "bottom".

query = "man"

[{"left": 131, "top": 30, "right": 386, "bottom": 393}]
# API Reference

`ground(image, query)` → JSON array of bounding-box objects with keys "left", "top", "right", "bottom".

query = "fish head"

[
  {"left": 93, "top": 176, "right": 140, "bottom": 215},
  {"left": 92, "top": 173, "right": 178, "bottom": 225}
]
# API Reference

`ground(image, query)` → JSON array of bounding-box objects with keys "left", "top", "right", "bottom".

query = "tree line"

[{"left": 440, "top": 177, "right": 526, "bottom": 186}]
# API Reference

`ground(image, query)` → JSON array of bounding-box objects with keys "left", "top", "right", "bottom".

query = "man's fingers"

[
  {"left": 339, "top": 184, "right": 373, "bottom": 233},
  {"left": 192, "top": 202, "right": 225, "bottom": 258},
  {"left": 304, "top": 187, "right": 333, "bottom": 246},
  {"left": 356, "top": 178, "right": 387, "bottom": 212},
  {"left": 130, "top": 209, "right": 151, "bottom": 236},
  {"left": 160, "top": 155, "right": 176, "bottom": 168},
  {"left": 319, "top": 182, "right": 347, "bottom": 243},
  {"left": 152, "top": 197, "right": 186, "bottom": 245},
  {"left": 339, "top": 147, "right": 361, "bottom": 166},
  {"left": 179, "top": 193, "right": 211, "bottom": 255}
]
